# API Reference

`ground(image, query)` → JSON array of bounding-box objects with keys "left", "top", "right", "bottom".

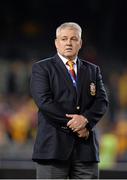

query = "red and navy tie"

[{"left": 66, "top": 60, "right": 76, "bottom": 81}]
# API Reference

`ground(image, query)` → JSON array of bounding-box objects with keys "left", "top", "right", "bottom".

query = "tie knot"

[{"left": 66, "top": 60, "right": 75, "bottom": 69}]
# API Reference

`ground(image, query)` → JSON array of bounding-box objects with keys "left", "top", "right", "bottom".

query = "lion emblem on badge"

[{"left": 90, "top": 82, "right": 96, "bottom": 96}]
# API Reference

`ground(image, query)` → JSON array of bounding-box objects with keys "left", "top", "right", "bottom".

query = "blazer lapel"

[
  {"left": 76, "top": 58, "right": 88, "bottom": 102},
  {"left": 54, "top": 54, "right": 77, "bottom": 93}
]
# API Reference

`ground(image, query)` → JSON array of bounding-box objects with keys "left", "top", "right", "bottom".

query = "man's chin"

[{"left": 63, "top": 53, "right": 75, "bottom": 59}]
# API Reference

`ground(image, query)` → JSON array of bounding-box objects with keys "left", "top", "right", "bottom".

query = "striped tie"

[{"left": 66, "top": 60, "right": 76, "bottom": 81}]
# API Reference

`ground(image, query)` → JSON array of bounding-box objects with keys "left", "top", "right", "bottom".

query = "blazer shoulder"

[
  {"left": 31, "top": 56, "right": 56, "bottom": 71},
  {"left": 34, "top": 56, "right": 55, "bottom": 66},
  {"left": 79, "top": 59, "right": 98, "bottom": 69}
]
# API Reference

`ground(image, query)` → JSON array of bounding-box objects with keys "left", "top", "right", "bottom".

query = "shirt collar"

[{"left": 57, "top": 52, "right": 77, "bottom": 65}]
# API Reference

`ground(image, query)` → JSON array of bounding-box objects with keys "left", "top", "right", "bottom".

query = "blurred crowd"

[
  {"left": 0, "top": 60, "right": 37, "bottom": 160},
  {"left": 0, "top": 59, "right": 127, "bottom": 169}
]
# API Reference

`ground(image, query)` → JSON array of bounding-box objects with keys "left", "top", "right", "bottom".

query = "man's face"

[{"left": 55, "top": 28, "right": 82, "bottom": 60}]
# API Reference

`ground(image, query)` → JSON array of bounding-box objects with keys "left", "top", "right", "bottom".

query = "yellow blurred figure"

[
  {"left": 9, "top": 111, "right": 30, "bottom": 143},
  {"left": 99, "top": 133, "right": 118, "bottom": 169},
  {"left": 115, "top": 120, "right": 127, "bottom": 157},
  {"left": 118, "top": 70, "right": 127, "bottom": 108},
  {"left": 8, "top": 97, "right": 37, "bottom": 143}
]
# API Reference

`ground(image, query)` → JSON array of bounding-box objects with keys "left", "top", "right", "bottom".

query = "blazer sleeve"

[
  {"left": 30, "top": 62, "right": 68, "bottom": 125},
  {"left": 83, "top": 66, "right": 108, "bottom": 130}
]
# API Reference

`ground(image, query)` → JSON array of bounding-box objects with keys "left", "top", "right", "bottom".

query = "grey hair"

[{"left": 56, "top": 22, "right": 82, "bottom": 38}]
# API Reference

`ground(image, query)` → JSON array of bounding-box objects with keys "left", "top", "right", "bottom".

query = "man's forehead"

[
  {"left": 59, "top": 29, "right": 79, "bottom": 36},
  {"left": 60, "top": 27, "right": 77, "bottom": 32}
]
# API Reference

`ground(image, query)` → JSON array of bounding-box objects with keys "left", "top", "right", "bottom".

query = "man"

[{"left": 30, "top": 22, "right": 108, "bottom": 179}]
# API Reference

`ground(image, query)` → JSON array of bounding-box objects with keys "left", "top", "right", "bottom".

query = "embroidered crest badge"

[{"left": 90, "top": 82, "right": 96, "bottom": 96}]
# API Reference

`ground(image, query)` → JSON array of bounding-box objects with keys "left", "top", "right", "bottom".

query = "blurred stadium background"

[{"left": 0, "top": 0, "right": 127, "bottom": 178}]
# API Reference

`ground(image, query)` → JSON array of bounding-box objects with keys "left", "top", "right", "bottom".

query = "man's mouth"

[{"left": 65, "top": 48, "right": 72, "bottom": 51}]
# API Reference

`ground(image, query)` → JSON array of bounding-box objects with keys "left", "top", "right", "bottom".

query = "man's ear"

[
  {"left": 55, "top": 38, "right": 58, "bottom": 49},
  {"left": 80, "top": 39, "right": 82, "bottom": 49}
]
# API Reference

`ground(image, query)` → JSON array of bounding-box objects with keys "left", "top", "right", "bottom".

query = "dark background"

[{"left": 0, "top": 0, "right": 127, "bottom": 63}]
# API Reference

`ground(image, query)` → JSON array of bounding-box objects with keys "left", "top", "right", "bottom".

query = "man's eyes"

[
  {"left": 61, "top": 38, "right": 67, "bottom": 41},
  {"left": 72, "top": 38, "right": 78, "bottom": 41},
  {"left": 61, "top": 38, "right": 78, "bottom": 41}
]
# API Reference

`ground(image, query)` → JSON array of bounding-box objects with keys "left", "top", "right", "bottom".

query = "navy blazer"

[{"left": 30, "top": 54, "right": 108, "bottom": 162}]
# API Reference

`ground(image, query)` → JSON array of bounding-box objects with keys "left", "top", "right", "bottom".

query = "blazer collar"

[
  {"left": 53, "top": 54, "right": 88, "bottom": 102},
  {"left": 53, "top": 54, "right": 77, "bottom": 95}
]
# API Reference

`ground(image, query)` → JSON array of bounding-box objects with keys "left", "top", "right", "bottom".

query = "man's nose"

[{"left": 66, "top": 39, "right": 72, "bottom": 45}]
